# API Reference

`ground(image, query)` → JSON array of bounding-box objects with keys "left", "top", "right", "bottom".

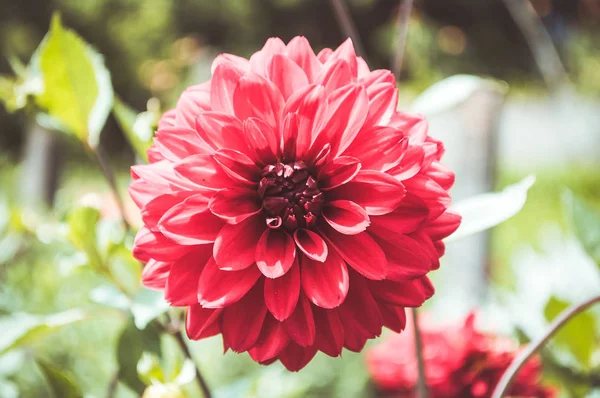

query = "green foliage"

[
  {"left": 67, "top": 206, "right": 102, "bottom": 268},
  {"left": 563, "top": 191, "right": 600, "bottom": 267},
  {"left": 544, "top": 296, "right": 597, "bottom": 369},
  {"left": 0, "top": 310, "right": 86, "bottom": 356},
  {"left": 33, "top": 13, "right": 113, "bottom": 148},
  {"left": 36, "top": 359, "right": 83, "bottom": 398},
  {"left": 117, "top": 318, "right": 161, "bottom": 394},
  {"left": 113, "top": 97, "right": 158, "bottom": 162}
]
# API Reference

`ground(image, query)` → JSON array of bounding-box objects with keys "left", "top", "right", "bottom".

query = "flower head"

[
  {"left": 130, "top": 36, "right": 460, "bottom": 371},
  {"left": 366, "top": 312, "right": 556, "bottom": 397}
]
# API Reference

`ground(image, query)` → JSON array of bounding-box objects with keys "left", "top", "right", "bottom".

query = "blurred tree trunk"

[{"left": 20, "top": 122, "right": 61, "bottom": 207}]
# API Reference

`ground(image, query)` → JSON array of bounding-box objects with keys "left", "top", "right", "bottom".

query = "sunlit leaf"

[
  {"left": 131, "top": 288, "right": 169, "bottom": 330},
  {"left": 117, "top": 318, "right": 161, "bottom": 393},
  {"left": 563, "top": 191, "right": 600, "bottom": 267},
  {"left": 544, "top": 296, "right": 596, "bottom": 368},
  {"left": 90, "top": 284, "right": 131, "bottom": 311},
  {"left": 113, "top": 97, "right": 154, "bottom": 162},
  {"left": 411, "top": 74, "right": 508, "bottom": 116},
  {"left": 447, "top": 175, "right": 535, "bottom": 242},
  {"left": 34, "top": 13, "right": 113, "bottom": 148},
  {"left": 0, "top": 310, "right": 86, "bottom": 355},
  {"left": 67, "top": 206, "right": 102, "bottom": 268},
  {"left": 36, "top": 359, "right": 82, "bottom": 398}
]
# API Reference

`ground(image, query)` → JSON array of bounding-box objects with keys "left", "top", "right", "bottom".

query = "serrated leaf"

[
  {"left": 117, "top": 318, "right": 161, "bottom": 393},
  {"left": 34, "top": 13, "right": 113, "bottom": 148},
  {"left": 37, "top": 359, "right": 82, "bottom": 398},
  {"left": 544, "top": 296, "right": 596, "bottom": 368},
  {"left": 113, "top": 97, "right": 152, "bottom": 162},
  {"left": 447, "top": 175, "right": 535, "bottom": 242},
  {"left": 564, "top": 191, "right": 600, "bottom": 267},
  {"left": 67, "top": 206, "right": 103, "bottom": 268},
  {"left": 0, "top": 310, "right": 86, "bottom": 355}
]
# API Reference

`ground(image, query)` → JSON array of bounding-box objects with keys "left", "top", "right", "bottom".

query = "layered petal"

[
  {"left": 264, "top": 260, "right": 300, "bottom": 321},
  {"left": 301, "top": 248, "right": 349, "bottom": 309},
  {"left": 197, "top": 258, "right": 261, "bottom": 308},
  {"left": 255, "top": 229, "right": 296, "bottom": 278}
]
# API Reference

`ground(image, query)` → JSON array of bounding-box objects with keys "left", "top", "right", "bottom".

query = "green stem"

[
  {"left": 412, "top": 308, "right": 428, "bottom": 398},
  {"left": 491, "top": 295, "right": 600, "bottom": 397}
]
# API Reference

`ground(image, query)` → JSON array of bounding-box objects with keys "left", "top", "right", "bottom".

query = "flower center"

[{"left": 258, "top": 161, "right": 324, "bottom": 231}]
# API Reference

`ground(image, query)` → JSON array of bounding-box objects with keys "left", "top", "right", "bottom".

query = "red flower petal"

[
  {"left": 403, "top": 175, "right": 451, "bottom": 220},
  {"left": 141, "top": 190, "right": 195, "bottom": 229},
  {"left": 153, "top": 126, "right": 211, "bottom": 161},
  {"left": 423, "top": 211, "right": 461, "bottom": 241},
  {"left": 221, "top": 281, "right": 268, "bottom": 352},
  {"left": 249, "top": 38, "right": 286, "bottom": 76},
  {"left": 283, "top": 293, "right": 316, "bottom": 346},
  {"left": 313, "top": 308, "right": 344, "bottom": 357},
  {"left": 233, "top": 74, "right": 284, "bottom": 132},
  {"left": 368, "top": 277, "right": 434, "bottom": 307},
  {"left": 363, "top": 82, "right": 397, "bottom": 126},
  {"left": 283, "top": 84, "right": 327, "bottom": 159},
  {"left": 344, "top": 126, "right": 407, "bottom": 172},
  {"left": 175, "top": 82, "right": 211, "bottom": 129},
  {"left": 255, "top": 229, "right": 296, "bottom": 278},
  {"left": 248, "top": 314, "right": 290, "bottom": 363},
  {"left": 174, "top": 154, "right": 236, "bottom": 190},
  {"left": 209, "top": 187, "right": 262, "bottom": 224},
  {"left": 312, "top": 84, "right": 368, "bottom": 157},
  {"left": 133, "top": 227, "right": 187, "bottom": 262},
  {"left": 213, "top": 214, "right": 265, "bottom": 271},
  {"left": 327, "top": 170, "right": 406, "bottom": 216},
  {"left": 159, "top": 194, "right": 225, "bottom": 245},
  {"left": 377, "top": 302, "right": 406, "bottom": 333},
  {"left": 211, "top": 62, "right": 244, "bottom": 115},
  {"left": 293, "top": 229, "right": 328, "bottom": 262},
  {"left": 338, "top": 270, "right": 383, "bottom": 351},
  {"left": 165, "top": 246, "right": 212, "bottom": 306},
  {"left": 243, "top": 117, "right": 279, "bottom": 165},
  {"left": 264, "top": 259, "right": 300, "bottom": 321},
  {"left": 323, "top": 200, "right": 370, "bottom": 235},
  {"left": 318, "top": 156, "right": 362, "bottom": 191},
  {"left": 389, "top": 145, "right": 425, "bottom": 181},
  {"left": 301, "top": 248, "right": 349, "bottom": 309},
  {"left": 197, "top": 257, "right": 262, "bottom": 308},
  {"left": 279, "top": 343, "right": 317, "bottom": 372},
  {"left": 141, "top": 259, "right": 171, "bottom": 290},
  {"left": 195, "top": 112, "right": 248, "bottom": 155},
  {"left": 320, "top": 223, "right": 387, "bottom": 280},
  {"left": 186, "top": 304, "right": 223, "bottom": 340},
  {"left": 368, "top": 232, "right": 431, "bottom": 281},
  {"left": 316, "top": 58, "right": 353, "bottom": 93},
  {"left": 213, "top": 149, "right": 261, "bottom": 187},
  {"left": 267, "top": 53, "right": 309, "bottom": 100},
  {"left": 368, "top": 195, "right": 429, "bottom": 235},
  {"left": 286, "top": 36, "right": 320, "bottom": 82}
]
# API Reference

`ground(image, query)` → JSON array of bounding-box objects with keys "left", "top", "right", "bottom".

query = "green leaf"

[
  {"left": 131, "top": 288, "right": 169, "bottom": 330},
  {"left": 36, "top": 359, "right": 82, "bottom": 398},
  {"left": 447, "top": 175, "right": 536, "bottom": 242},
  {"left": 137, "top": 352, "right": 165, "bottom": 385},
  {"left": 0, "top": 310, "right": 86, "bottom": 355},
  {"left": 544, "top": 296, "right": 596, "bottom": 368},
  {"left": 34, "top": 13, "right": 113, "bottom": 148},
  {"left": 67, "top": 206, "right": 103, "bottom": 269},
  {"left": 113, "top": 97, "right": 153, "bottom": 162},
  {"left": 117, "top": 318, "right": 161, "bottom": 393},
  {"left": 108, "top": 247, "right": 142, "bottom": 296},
  {"left": 90, "top": 284, "right": 131, "bottom": 311},
  {"left": 563, "top": 191, "right": 600, "bottom": 267}
]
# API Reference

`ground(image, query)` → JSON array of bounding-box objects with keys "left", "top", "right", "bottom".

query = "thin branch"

[
  {"left": 412, "top": 308, "right": 428, "bottom": 398},
  {"left": 502, "top": 0, "right": 570, "bottom": 92},
  {"left": 391, "top": 0, "right": 414, "bottom": 80},
  {"left": 329, "top": 0, "right": 369, "bottom": 62},
  {"left": 85, "top": 143, "right": 131, "bottom": 231},
  {"left": 106, "top": 370, "right": 119, "bottom": 398},
  {"left": 173, "top": 330, "right": 212, "bottom": 398},
  {"left": 491, "top": 295, "right": 600, "bottom": 398}
]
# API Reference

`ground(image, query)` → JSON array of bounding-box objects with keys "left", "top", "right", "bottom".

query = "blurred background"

[{"left": 0, "top": 0, "right": 599, "bottom": 397}]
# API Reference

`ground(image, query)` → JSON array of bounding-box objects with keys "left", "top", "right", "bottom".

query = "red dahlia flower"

[
  {"left": 366, "top": 312, "right": 556, "bottom": 397},
  {"left": 130, "top": 36, "right": 460, "bottom": 371}
]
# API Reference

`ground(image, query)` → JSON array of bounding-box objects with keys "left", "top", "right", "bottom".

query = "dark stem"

[
  {"left": 391, "top": 0, "right": 414, "bottom": 80},
  {"left": 329, "top": 0, "right": 369, "bottom": 62},
  {"left": 173, "top": 330, "right": 212, "bottom": 398},
  {"left": 85, "top": 143, "right": 131, "bottom": 231},
  {"left": 491, "top": 295, "right": 600, "bottom": 398},
  {"left": 106, "top": 370, "right": 119, "bottom": 398},
  {"left": 411, "top": 308, "right": 428, "bottom": 398}
]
